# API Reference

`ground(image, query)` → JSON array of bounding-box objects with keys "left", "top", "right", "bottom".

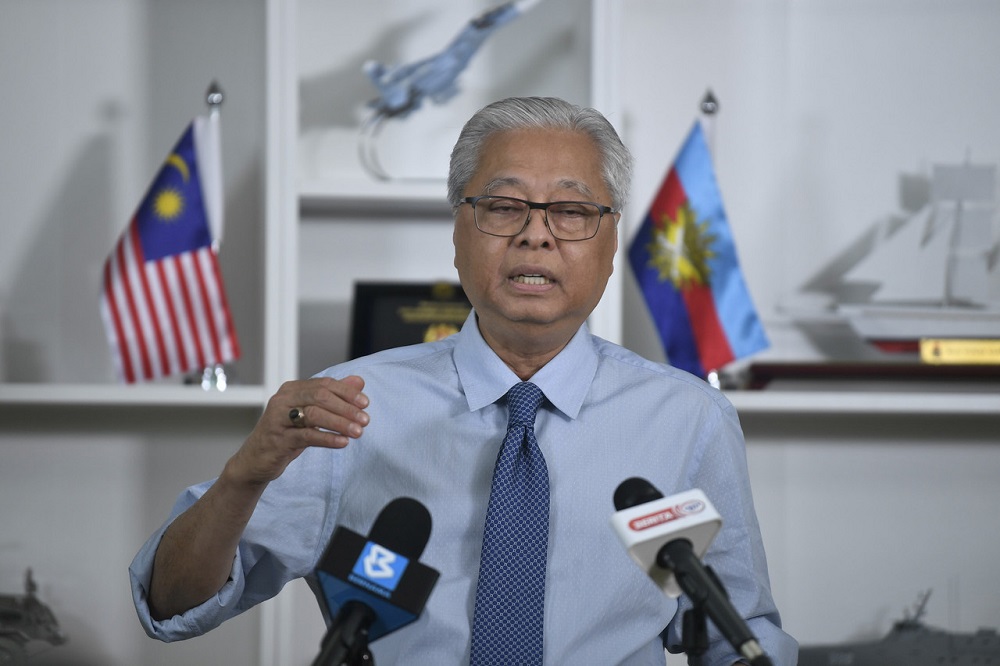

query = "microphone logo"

[
  {"left": 363, "top": 545, "right": 399, "bottom": 579},
  {"left": 350, "top": 543, "right": 410, "bottom": 595},
  {"left": 628, "top": 499, "right": 705, "bottom": 532}
]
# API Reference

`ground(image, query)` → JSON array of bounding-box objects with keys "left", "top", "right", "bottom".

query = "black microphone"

[
  {"left": 612, "top": 478, "right": 773, "bottom": 666},
  {"left": 312, "top": 497, "right": 440, "bottom": 666}
]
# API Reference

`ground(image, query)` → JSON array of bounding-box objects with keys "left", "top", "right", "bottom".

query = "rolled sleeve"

[
  {"left": 129, "top": 530, "right": 246, "bottom": 642},
  {"left": 127, "top": 480, "right": 249, "bottom": 642}
]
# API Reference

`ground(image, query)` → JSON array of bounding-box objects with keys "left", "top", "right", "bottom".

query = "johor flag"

[
  {"left": 628, "top": 121, "right": 767, "bottom": 378},
  {"left": 100, "top": 115, "right": 240, "bottom": 383}
]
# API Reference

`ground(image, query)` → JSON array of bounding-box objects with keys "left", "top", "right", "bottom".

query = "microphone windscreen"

[
  {"left": 368, "top": 497, "right": 432, "bottom": 560},
  {"left": 614, "top": 477, "right": 665, "bottom": 511}
]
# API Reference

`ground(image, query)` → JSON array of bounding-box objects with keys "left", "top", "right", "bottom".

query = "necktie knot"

[{"left": 506, "top": 381, "right": 545, "bottom": 428}]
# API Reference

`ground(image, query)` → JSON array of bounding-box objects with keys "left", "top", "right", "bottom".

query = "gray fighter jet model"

[
  {"left": 363, "top": 0, "right": 542, "bottom": 121},
  {"left": 359, "top": 0, "right": 542, "bottom": 179},
  {"left": 798, "top": 591, "right": 1000, "bottom": 666}
]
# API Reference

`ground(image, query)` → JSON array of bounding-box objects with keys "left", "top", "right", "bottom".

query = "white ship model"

[{"left": 835, "top": 162, "right": 1000, "bottom": 352}]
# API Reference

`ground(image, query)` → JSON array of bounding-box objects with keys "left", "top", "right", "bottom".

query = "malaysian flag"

[{"left": 100, "top": 114, "right": 240, "bottom": 383}]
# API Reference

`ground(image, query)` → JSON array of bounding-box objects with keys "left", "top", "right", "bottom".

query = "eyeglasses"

[{"left": 460, "top": 195, "right": 615, "bottom": 242}]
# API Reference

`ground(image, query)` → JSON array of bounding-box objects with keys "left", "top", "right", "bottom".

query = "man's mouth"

[{"left": 512, "top": 274, "right": 552, "bottom": 285}]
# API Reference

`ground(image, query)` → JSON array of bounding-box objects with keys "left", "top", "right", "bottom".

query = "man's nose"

[{"left": 517, "top": 208, "right": 555, "bottom": 245}]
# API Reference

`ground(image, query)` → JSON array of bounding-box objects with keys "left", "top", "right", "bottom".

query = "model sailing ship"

[
  {"left": 798, "top": 591, "right": 1000, "bottom": 665},
  {"left": 0, "top": 569, "right": 66, "bottom": 663},
  {"left": 835, "top": 162, "right": 1000, "bottom": 352}
]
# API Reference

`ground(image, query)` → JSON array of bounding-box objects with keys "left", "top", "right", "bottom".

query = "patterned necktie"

[{"left": 470, "top": 381, "right": 549, "bottom": 665}]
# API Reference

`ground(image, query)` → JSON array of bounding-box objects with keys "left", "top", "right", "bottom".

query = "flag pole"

[
  {"left": 206, "top": 80, "right": 224, "bottom": 116},
  {"left": 699, "top": 89, "right": 719, "bottom": 160},
  {"left": 201, "top": 80, "right": 229, "bottom": 391},
  {"left": 700, "top": 90, "right": 722, "bottom": 389},
  {"left": 205, "top": 81, "right": 224, "bottom": 251}
]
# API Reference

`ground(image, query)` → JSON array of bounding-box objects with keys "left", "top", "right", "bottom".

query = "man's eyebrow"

[
  {"left": 482, "top": 177, "right": 524, "bottom": 194},
  {"left": 556, "top": 179, "right": 596, "bottom": 199}
]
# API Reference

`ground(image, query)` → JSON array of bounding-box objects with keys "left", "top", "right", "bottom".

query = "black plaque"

[{"left": 349, "top": 282, "right": 472, "bottom": 359}]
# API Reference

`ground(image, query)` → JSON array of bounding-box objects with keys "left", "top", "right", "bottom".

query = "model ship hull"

[
  {"left": 839, "top": 303, "right": 1000, "bottom": 350},
  {"left": 799, "top": 592, "right": 1000, "bottom": 666},
  {"left": 799, "top": 623, "right": 1000, "bottom": 666}
]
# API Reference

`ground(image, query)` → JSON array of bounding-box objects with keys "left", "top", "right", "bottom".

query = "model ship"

[
  {"left": 798, "top": 591, "right": 1000, "bottom": 665},
  {"left": 834, "top": 162, "right": 1000, "bottom": 352},
  {"left": 0, "top": 569, "right": 67, "bottom": 663}
]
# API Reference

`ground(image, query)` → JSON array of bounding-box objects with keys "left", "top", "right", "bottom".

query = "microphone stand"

[
  {"left": 659, "top": 539, "right": 773, "bottom": 666},
  {"left": 312, "top": 601, "right": 377, "bottom": 666}
]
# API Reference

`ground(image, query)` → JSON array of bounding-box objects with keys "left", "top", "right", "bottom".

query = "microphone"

[
  {"left": 611, "top": 478, "right": 772, "bottom": 666},
  {"left": 312, "top": 497, "right": 441, "bottom": 666}
]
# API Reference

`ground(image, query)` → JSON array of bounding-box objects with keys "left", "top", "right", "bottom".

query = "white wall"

[
  {"left": 0, "top": 405, "right": 264, "bottom": 665},
  {"left": 617, "top": 0, "right": 1000, "bottom": 647},
  {"left": 744, "top": 413, "right": 1000, "bottom": 645}
]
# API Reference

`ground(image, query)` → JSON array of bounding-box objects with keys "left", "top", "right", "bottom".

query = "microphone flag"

[
  {"left": 627, "top": 120, "right": 767, "bottom": 379},
  {"left": 611, "top": 483, "right": 722, "bottom": 598},
  {"left": 611, "top": 478, "right": 773, "bottom": 666},
  {"left": 100, "top": 114, "right": 240, "bottom": 383}
]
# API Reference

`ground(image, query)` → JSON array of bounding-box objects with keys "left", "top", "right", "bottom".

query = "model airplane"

[
  {"left": 363, "top": 0, "right": 543, "bottom": 121},
  {"left": 359, "top": 0, "right": 543, "bottom": 180}
]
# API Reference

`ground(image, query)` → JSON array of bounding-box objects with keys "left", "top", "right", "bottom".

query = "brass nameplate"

[{"left": 920, "top": 338, "right": 1000, "bottom": 365}]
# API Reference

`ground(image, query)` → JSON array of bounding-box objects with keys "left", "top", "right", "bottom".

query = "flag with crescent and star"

[
  {"left": 100, "top": 116, "right": 240, "bottom": 383},
  {"left": 628, "top": 120, "right": 767, "bottom": 379}
]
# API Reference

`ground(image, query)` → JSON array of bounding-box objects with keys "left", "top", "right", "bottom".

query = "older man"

[{"left": 130, "top": 97, "right": 797, "bottom": 665}]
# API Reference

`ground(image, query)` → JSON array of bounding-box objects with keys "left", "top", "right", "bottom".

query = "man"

[{"left": 130, "top": 96, "right": 797, "bottom": 665}]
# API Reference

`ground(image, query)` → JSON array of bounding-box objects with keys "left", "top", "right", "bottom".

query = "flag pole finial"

[
  {"left": 700, "top": 89, "right": 719, "bottom": 116},
  {"left": 206, "top": 80, "right": 224, "bottom": 116}
]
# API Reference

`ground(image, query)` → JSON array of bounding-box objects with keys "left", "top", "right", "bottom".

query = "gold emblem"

[{"left": 645, "top": 201, "right": 716, "bottom": 289}]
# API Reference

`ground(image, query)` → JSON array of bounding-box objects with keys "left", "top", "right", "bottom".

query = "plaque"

[
  {"left": 349, "top": 282, "right": 472, "bottom": 359},
  {"left": 920, "top": 338, "right": 1000, "bottom": 365}
]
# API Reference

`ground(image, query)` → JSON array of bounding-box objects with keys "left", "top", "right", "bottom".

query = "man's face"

[{"left": 453, "top": 128, "right": 618, "bottom": 350}]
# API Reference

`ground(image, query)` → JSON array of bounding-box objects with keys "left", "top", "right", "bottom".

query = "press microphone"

[
  {"left": 611, "top": 478, "right": 772, "bottom": 666},
  {"left": 312, "top": 497, "right": 441, "bottom": 666}
]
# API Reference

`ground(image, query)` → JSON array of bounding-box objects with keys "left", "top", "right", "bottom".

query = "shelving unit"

[{"left": 3, "top": 1, "right": 998, "bottom": 664}]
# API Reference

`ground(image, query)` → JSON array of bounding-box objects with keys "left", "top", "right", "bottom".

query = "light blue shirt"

[{"left": 130, "top": 312, "right": 798, "bottom": 665}]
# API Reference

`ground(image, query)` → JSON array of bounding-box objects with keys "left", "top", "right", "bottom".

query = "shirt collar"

[{"left": 454, "top": 309, "right": 598, "bottom": 419}]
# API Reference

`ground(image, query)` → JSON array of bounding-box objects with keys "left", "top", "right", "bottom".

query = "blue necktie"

[{"left": 470, "top": 381, "right": 549, "bottom": 665}]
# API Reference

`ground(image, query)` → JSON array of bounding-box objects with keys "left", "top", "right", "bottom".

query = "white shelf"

[
  {"left": 727, "top": 389, "right": 1000, "bottom": 416},
  {"left": 0, "top": 383, "right": 267, "bottom": 408},
  {"left": 5, "top": 383, "right": 993, "bottom": 417},
  {"left": 299, "top": 177, "right": 451, "bottom": 214}
]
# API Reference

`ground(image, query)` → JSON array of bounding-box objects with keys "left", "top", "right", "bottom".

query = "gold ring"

[{"left": 289, "top": 407, "right": 306, "bottom": 428}]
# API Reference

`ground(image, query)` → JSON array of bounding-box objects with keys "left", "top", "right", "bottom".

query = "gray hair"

[{"left": 447, "top": 96, "right": 633, "bottom": 211}]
